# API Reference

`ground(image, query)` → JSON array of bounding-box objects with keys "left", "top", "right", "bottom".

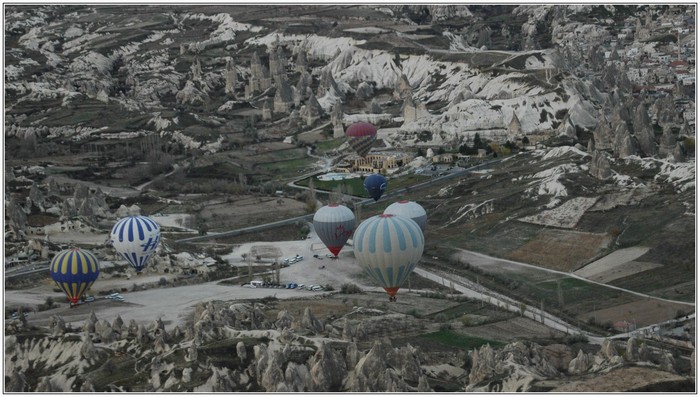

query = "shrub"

[
  {"left": 407, "top": 308, "right": 422, "bottom": 318},
  {"left": 434, "top": 313, "right": 449, "bottom": 323},
  {"left": 323, "top": 284, "right": 334, "bottom": 292},
  {"left": 261, "top": 295, "right": 278, "bottom": 304},
  {"left": 565, "top": 333, "right": 589, "bottom": 345},
  {"left": 37, "top": 297, "right": 56, "bottom": 312},
  {"left": 340, "top": 283, "right": 362, "bottom": 294}
]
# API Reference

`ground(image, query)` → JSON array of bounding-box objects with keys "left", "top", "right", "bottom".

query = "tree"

[
  {"left": 308, "top": 179, "right": 316, "bottom": 204},
  {"left": 246, "top": 254, "right": 253, "bottom": 282},
  {"left": 473, "top": 133, "right": 484, "bottom": 150},
  {"left": 275, "top": 258, "right": 281, "bottom": 284},
  {"left": 243, "top": 120, "right": 259, "bottom": 142}
]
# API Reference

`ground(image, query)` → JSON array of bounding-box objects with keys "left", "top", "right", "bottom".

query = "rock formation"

[
  {"left": 224, "top": 57, "right": 237, "bottom": 95},
  {"left": 273, "top": 79, "right": 294, "bottom": 114},
  {"left": 632, "top": 102, "right": 658, "bottom": 157},
  {"left": 302, "top": 93, "right": 324, "bottom": 126},
  {"left": 508, "top": 112, "right": 522, "bottom": 139},
  {"left": 294, "top": 71, "right": 313, "bottom": 107},
  {"left": 317, "top": 68, "right": 344, "bottom": 101},
  {"left": 589, "top": 150, "right": 612, "bottom": 180},
  {"left": 176, "top": 80, "right": 206, "bottom": 105},
  {"left": 393, "top": 74, "right": 412, "bottom": 101},
  {"left": 331, "top": 102, "right": 345, "bottom": 138},
  {"left": 245, "top": 51, "right": 271, "bottom": 98},
  {"left": 261, "top": 99, "right": 272, "bottom": 120},
  {"left": 402, "top": 92, "right": 429, "bottom": 123},
  {"left": 611, "top": 120, "right": 636, "bottom": 158},
  {"left": 269, "top": 44, "right": 286, "bottom": 85},
  {"left": 295, "top": 47, "right": 308, "bottom": 73},
  {"left": 592, "top": 109, "right": 612, "bottom": 151},
  {"left": 658, "top": 125, "right": 684, "bottom": 162},
  {"left": 355, "top": 81, "right": 374, "bottom": 101}
]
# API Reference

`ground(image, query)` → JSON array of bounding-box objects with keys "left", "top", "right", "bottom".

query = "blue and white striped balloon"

[
  {"left": 353, "top": 214, "right": 424, "bottom": 298},
  {"left": 383, "top": 200, "right": 427, "bottom": 231},
  {"left": 110, "top": 215, "right": 161, "bottom": 272}
]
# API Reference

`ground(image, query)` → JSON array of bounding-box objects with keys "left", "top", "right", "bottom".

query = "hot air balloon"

[
  {"left": 383, "top": 200, "right": 427, "bottom": 231},
  {"left": 363, "top": 173, "right": 387, "bottom": 202},
  {"left": 345, "top": 122, "right": 377, "bottom": 157},
  {"left": 110, "top": 215, "right": 161, "bottom": 273},
  {"left": 313, "top": 204, "right": 356, "bottom": 257},
  {"left": 353, "top": 214, "right": 424, "bottom": 301},
  {"left": 49, "top": 247, "right": 100, "bottom": 305}
]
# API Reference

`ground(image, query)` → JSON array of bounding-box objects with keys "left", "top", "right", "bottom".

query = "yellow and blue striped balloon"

[
  {"left": 49, "top": 247, "right": 100, "bottom": 304},
  {"left": 353, "top": 214, "right": 424, "bottom": 298}
]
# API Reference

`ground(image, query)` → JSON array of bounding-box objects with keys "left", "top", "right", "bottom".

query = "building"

[{"left": 334, "top": 151, "right": 413, "bottom": 174}]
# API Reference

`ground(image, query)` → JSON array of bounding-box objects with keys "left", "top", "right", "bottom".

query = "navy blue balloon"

[{"left": 363, "top": 174, "right": 387, "bottom": 202}]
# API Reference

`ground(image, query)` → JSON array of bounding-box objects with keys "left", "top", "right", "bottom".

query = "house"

[
  {"left": 431, "top": 153, "right": 455, "bottom": 164},
  {"left": 612, "top": 321, "right": 635, "bottom": 332},
  {"left": 335, "top": 151, "right": 413, "bottom": 174}
]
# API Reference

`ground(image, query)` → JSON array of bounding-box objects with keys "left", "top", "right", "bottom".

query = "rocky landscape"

[{"left": 4, "top": 4, "right": 696, "bottom": 392}]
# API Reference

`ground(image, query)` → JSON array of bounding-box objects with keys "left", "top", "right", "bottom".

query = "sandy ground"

[{"left": 573, "top": 246, "right": 652, "bottom": 283}]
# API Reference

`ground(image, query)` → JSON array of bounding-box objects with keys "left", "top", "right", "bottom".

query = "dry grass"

[
  {"left": 578, "top": 298, "right": 693, "bottom": 328},
  {"left": 505, "top": 229, "right": 612, "bottom": 272}
]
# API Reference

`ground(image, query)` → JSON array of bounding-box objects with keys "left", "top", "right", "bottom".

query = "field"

[
  {"left": 432, "top": 249, "right": 695, "bottom": 335},
  {"left": 505, "top": 229, "right": 613, "bottom": 272}
]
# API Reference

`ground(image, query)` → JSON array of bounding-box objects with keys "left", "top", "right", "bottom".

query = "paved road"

[{"left": 176, "top": 213, "right": 314, "bottom": 244}]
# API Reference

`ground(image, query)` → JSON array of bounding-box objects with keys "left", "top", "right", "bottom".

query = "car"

[
  {"left": 313, "top": 254, "right": 319, "bottom": 258},
  {"left": 297, "top": 284, "right": 305, "bottom": 289},
  {"left": 325, "top": 254, "right": 334, "bottom": 258},
  {"left": 84, "top": 296, "right": 95, "bottom": 302}
]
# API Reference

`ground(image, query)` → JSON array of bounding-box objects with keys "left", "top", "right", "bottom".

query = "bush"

[
  {"left": 565, "top": 333, "right": 589, "bottom": 345},
  {"left": 37, "top": 297, "right": 56, "bottom": 312},
  {"left": 340, "top": 283, "right": 362, "bottom": 294},
  {"left": 407, "top": 308, "right": 422, "bottom": 318},
  {"left": 323, "top": 284, "right": 334, "bottom": 292},
  {"left": 261, "top": 295, "right": 278, "bottom": 304},
  {"left": 434, "top": 313, "right": 449, "bottom": 323}
]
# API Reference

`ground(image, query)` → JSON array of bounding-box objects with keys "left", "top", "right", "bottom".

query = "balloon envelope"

[
  {"left": 313, "top": 204, "right": 356, "bottom": 257},
  {"left": 353, "top": 214, "right": 424, "bottom": 297},
  {"left": 364, "top": 173, "right": 387, "bottom": 201},
  {"left": 49, "top": 247, "right": 100, "bottom": 304},
  {"left": 345, "top": 122, "right": 377, "bottom": 157},
  {"left": 383, "top": 200, "right": 427, "bottom": 231},
  {"left": 110, "top": 215, "right": 161, "bottom": 272}
]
